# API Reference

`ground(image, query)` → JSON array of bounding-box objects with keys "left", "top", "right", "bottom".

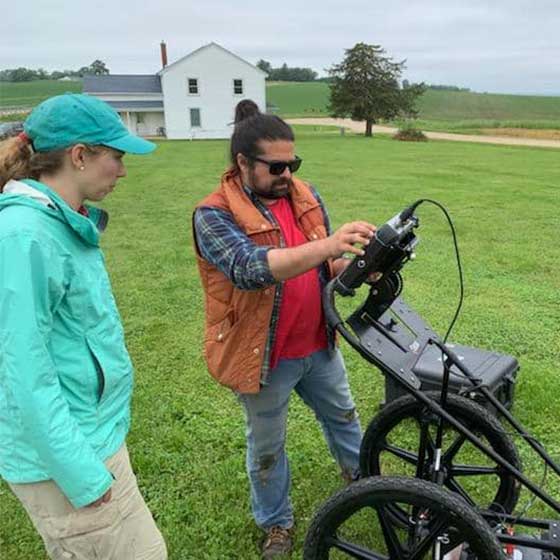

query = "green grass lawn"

[
  {"left": 0, "top": 130, "right": 559, "bottom": 558},
  {"left": 0, "top": 79, "right": 83, "bottom": 108}
]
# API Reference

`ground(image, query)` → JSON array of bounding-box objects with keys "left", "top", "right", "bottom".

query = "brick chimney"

[{"left": 160, "top": 41, "right": 168, "bottom": 68}]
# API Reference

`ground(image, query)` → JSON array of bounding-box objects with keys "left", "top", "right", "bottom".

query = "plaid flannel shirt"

[{"left": 193, "top": 184, "right": 332, "bottom": 383}]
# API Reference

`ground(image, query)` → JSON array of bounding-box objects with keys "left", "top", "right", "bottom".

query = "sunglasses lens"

[
  {"left": 289, "top": 158, "right": 302, "bottom": 173},
  {"left": 268, "top": 158, "right": 302, "bottom": 175},
  {"left": 258, "top": 156, "right": 302, "bottom": 175},
  {"left": 269, "top": 162, "right": 286, "bottom": 175}
]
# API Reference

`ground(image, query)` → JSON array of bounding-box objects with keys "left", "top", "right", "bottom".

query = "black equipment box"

[{"left": 384, "top": 343, "right": 519, "bottom": 414}]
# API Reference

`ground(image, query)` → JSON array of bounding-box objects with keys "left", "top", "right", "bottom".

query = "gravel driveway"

[{"left": 287, "top": 117, "right": 560, "bottom": 149}]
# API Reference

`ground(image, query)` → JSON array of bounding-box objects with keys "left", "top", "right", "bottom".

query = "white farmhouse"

[{"left": 83, "top": 42, "right": 267, "bottom": 139}]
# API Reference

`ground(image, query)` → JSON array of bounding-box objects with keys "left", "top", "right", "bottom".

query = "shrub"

[{"left": 393, "top": 125, "right": 428, "bottom": 142}]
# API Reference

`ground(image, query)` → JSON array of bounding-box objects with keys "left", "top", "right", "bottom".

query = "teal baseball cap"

[{"left": 24, "top": 93, "right": 156, "bottom": 154}]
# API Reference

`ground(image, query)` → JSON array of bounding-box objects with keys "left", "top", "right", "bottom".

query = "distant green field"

[
  {"left": 267, "top": 81, "right": 331, "bottom": 117},
  {"left": 267, "top": 81, "right": 560, "bottom": 129},
  {"left": 0, "top": 79, "right": 82, "bottom": 108},
  {"left": 417, "top": 89, "right": 560, "bottom": 121}
]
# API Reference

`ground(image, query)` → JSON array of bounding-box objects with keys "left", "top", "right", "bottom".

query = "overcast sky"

[{"left": 3, "top": 0, "right": 559, "bottom": 95}]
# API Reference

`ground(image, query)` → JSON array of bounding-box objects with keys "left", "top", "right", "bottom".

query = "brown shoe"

[{"left": 262, "top": 526, "right": 293, "bottom": 558}]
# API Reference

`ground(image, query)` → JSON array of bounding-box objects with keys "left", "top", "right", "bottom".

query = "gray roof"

[
  {"left": 83, "top": 75, "right": 161, "bottom": 94},
  {"left": 106, "top": 101, "right": 164, "bottom": 110}
]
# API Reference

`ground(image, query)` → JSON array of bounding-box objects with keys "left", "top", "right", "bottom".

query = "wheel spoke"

[
  {"left": 383, "top": 504, "right": 413, "bottom": 526},
  {"left": 415, "top": 416, "right": 436, "bottom": 460},
  {"left": 381, "top": 443, "right": 419, "bottom": 466},
  {"left": 442, "top": 433, "right": 467, "bottom": 464},
  {"left": 445, "top": 478, "right": 476, "bottom": 507},
  {"left": 450, "top": 464, "right": 500, "bottom": 477},
  {"left": 327, "top": 535, "right": 389, "bottom": 560},
  {"left": 376, "top": 506, "right": 406, "bottom": 559}
]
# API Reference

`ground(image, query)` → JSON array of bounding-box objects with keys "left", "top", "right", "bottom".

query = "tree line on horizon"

[{"left": 0, "top": 60, "right": 109, "bottom": 82}]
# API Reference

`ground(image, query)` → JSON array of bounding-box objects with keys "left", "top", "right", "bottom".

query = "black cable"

[{"left": 407, "top": 199, "right": 464, "bottom": 343}]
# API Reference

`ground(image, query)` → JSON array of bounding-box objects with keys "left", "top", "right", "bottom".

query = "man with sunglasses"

[{"left": 193, "top": 101, "right": 376, "bottom": 558}]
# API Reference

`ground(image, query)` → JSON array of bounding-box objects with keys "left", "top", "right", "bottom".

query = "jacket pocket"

[
  {"left": 86, "top": 338, "right": 105, "bottom": 402},
  {"left": 84, "top": 328, "right": 133, "bottom": 406}
]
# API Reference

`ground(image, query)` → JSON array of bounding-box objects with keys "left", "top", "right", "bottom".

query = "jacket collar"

[{"left": 3, "top": 179, "right": 109, "bottom": 246}]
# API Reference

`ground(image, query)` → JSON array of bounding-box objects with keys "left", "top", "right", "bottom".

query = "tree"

[
  {"left": 88, "top": 59, "right": 110, "bottom": 75},
  {"left": 79, "top": 60, "right": 110, "bottom": 77},
  {"left": 256, "top": 59, "right": 272, "bottom": 76},
  {"left": 7, "top": 67, "right": 39, "bottom": 82},
  {"left": 328, "top": 43, "right": 425, "bottom": 136},
  {"left": 36, "top": 68, "right": 49, "bottom": 80},
  {"left": 266, "top": 63, "right": 317, "bottom": 82},
  {"left": 276, "top": 63, "right": 290, "bottom": 81}
]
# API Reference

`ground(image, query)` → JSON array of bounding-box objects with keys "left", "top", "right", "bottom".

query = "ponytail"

[
  {"left": 0, "top": 135, "right": 32, "bottom": 192},
  {"left": 0, "top": 133, "right": 65, "bottom": 192}
]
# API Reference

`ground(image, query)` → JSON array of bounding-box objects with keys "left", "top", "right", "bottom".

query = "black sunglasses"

[{"left": 248, "top": 155, "right": 303, "bottom": 175}]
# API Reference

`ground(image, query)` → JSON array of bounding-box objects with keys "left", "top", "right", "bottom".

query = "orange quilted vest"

[{"left": 194, "top": 170, "right": 332, "bottom": 393}]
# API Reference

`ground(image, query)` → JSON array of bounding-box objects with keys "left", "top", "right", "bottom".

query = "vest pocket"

[
  {"left": 205, "top": 309, "right": 236, "bottom": 343},
  {"left": 204, "top": 309, "right": 256, "bottom": 389}
]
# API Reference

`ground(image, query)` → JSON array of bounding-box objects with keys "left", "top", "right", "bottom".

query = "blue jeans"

[{"left": 237, "top": 348, "right": 362, "bottom": 529}]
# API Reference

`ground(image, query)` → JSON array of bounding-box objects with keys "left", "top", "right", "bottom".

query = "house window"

[
  {"left": 190, "top": 108, "right": 201, "bottom": 127},
  {"left": 233, "top": 79, "right": 243, "bottom": 95},
  {"left": 188, "top": 78, "right": 199, "bottom": 95}
]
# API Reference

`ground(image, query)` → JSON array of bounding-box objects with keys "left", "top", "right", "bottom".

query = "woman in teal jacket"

[{"left": 0, "top": 94, "right": 167, "bottom": 559}]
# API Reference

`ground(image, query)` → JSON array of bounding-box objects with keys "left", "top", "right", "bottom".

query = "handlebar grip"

[{"left": 323, "top": 280, "right": 344, "bottom": 328}]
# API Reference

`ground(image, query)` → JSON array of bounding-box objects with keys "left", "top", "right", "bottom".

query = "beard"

[{"left": 248, "top": 170, "right": 293, "bottom": 200}]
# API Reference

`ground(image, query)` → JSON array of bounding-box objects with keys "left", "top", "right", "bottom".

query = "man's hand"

[
  {"left": 86, "top": 488, "right": 112, "bottom": 508},
  {"left": 326, "top": 221, "right": 376, "bottom": 259},
  {"left": 267, "top": 221, "right": 376, "bottom": 282}
]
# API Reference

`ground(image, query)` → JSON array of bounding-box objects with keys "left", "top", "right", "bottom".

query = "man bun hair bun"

[
  {"left": 234, "top": 99, "right": 260, "bottom": 124},
  {"left": 229, "top": 99, "right": 294, "bottom": 172}
]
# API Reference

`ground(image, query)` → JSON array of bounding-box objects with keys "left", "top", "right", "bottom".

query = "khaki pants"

[{"left": 9, "top": 445, "right": 167, "bottom": 560}]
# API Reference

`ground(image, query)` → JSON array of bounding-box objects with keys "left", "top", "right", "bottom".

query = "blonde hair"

[{"left": 0, "top": 137, "right": 105, "bottom": 192}]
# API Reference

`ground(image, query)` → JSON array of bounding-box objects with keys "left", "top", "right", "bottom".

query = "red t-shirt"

[{"left": 268, "top": 197, "right": 328, "bottom": 370}]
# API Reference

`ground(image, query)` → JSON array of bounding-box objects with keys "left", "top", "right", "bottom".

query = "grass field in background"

[
  {"left": 0, "top": 129, "right": 558, "bottom": 558},
  {"left": 267, "top": 81, "right": 560, "bottom": 119},
  {"left": 267, "top": 81, "right": 331, "bottom": 117},
  {"left": 417, "top": 89, "right": 560, "bottom": 121},
  {"left": 0, "top": 79, "right": 82, "bottom": 108},
  {"left": 267, "top": 82, "right": 560, "bottom": 132}
]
